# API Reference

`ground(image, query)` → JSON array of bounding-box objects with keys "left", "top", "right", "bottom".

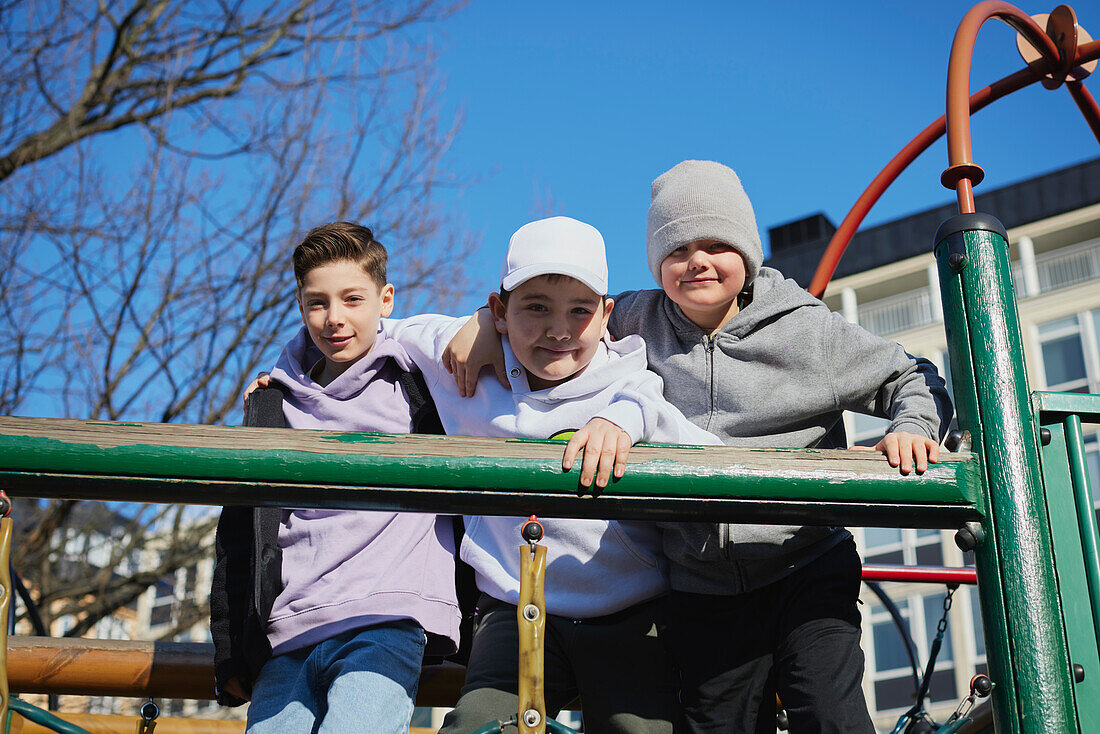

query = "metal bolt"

[
  {"left": 1073, "top": 663, "right": 1085, "bottom": 683},
  {"left": 522, "top": 604, "right": 540, "bottom": 622},
  {"left": 945, "top": 430, "right": 971, "bottom": 453},
  {"left": 970, "top": 674, "right": 993, "bottom": 697},
  {"left": 1039, "top": 427, "right": 1051, "bottom": 446},
  {"left": 954, "top": 521, "right": 985, "bottom": 552},
  {"left": 948, "top": 252, "right": 967, "bottom": 273},
  {"left": 523, "top": 709, "right": 541, "bottom": 727}
]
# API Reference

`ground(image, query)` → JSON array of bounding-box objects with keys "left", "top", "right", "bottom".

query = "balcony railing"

[
  {"left": 1035, "top": 238, "right": 1100, "bottom": 294},
  {"left": 858, "top": 239, "right": 1100, "bottom": 336},
  {"left": 858, "top": 288, "right": 935, "bottom": 337}
]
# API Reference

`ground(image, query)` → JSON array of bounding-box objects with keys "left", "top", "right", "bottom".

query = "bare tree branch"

[{"left": 1, "top": 0, "right": 475, "bottom": 649}]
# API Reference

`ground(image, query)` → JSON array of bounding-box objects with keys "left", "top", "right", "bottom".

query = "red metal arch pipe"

[{"left": 808, "top": 35, "right": 1100, "bottom": 298}]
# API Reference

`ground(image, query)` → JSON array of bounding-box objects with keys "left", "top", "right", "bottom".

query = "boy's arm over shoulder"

[
  {"left": 594, "top": 361, "right": 724, "bottom": 447},
  {"left": 823, "top": 311, "right": 953, "bottom": 441},
  {"left": 381, "top": 314, "right": 468, "bottom": 386},
  {"left": 607, "top": 289, "right": 660, "bottom": 340}
]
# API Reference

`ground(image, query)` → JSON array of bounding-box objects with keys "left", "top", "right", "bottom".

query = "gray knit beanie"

[{"left": 646, "top": 160, "right": 763, "bottom": 286}]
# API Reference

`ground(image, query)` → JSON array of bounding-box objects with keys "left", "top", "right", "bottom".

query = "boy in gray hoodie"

[{"left": 446, "top": 161, "right": 953, "bottom": 733}]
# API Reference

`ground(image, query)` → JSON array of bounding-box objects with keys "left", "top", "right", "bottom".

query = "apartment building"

[{"left": 765, "top": 156, "right": 1100, "bottom": 729}]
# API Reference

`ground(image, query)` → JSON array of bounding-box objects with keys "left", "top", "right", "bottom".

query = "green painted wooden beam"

[{"left": 0, "top": 417, "right": 980, "bottom": 528}]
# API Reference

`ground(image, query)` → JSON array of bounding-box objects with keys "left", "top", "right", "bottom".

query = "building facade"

[{"left": 765, "top": 157, "right": 1100, "bottom": 729}]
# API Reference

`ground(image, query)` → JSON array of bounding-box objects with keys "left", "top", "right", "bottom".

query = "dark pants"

[
  {"left": 440, "top": 595, "right": 682, "bottom": 734},
  {"left": 666, "top": 539, "right": 874, "bottom": 734}
]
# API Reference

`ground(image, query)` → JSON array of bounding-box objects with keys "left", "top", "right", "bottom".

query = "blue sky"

[{"left": 429, "top": 0, "right": 1099, "bottom": 305}]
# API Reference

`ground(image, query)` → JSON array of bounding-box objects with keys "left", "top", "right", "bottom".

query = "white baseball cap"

[{"left": 500, "top": 216, "right": 609, "bottom": 296}]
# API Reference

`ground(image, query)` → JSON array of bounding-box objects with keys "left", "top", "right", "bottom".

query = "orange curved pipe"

[
  {"left": 1067, "top": 80, "right": 1100, "bottom": 143},
  {"left": 945, "top": 2, "right": 1061, "bottom": 213},
  {"left": 806, "top": 68, "right": 1039, "bottom": 297},
  {"left": 807, "top": 35, "right": 1100, "bottom": 298}
]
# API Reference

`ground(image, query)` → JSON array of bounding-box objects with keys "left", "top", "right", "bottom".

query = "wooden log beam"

[
  {"left": 9, "top": 711, "right": 245, "bottom": 733},
  {"left": 6, "top": 637, "right": 464, "bottom": 707},
  {"left": 0, "top": 417, "right": 980, "bottom": 528}
]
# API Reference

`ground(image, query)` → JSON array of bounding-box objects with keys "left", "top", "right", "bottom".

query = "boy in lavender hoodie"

[{"left": 209, "top": 222, "right": 461, "bottom": 733}]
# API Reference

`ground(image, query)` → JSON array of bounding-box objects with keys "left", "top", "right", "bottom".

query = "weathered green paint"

[
  {"left": 936, "top": 223, "right": 1076, "bottom": 733},
  {"left": 0, "top": 418, "right": 979, "bottom": 527},
  {"left": 936, "top": 233, "right": 1019, "bottom": 729},
  {"left": 1034, "top": 418, "right": 1100, "bottom": 731},
  {"left": 1032, "top": 391, "right": 1100, "bottom": 417},
  {"left": 1063, "top": 416, "right": 1100, "bottom": 679},
  {"left": 7, "top": 698, "right": 92, "bottom": 734}
]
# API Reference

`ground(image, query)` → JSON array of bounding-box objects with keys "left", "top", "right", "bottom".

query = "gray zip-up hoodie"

[{"left": 610, "top": 267, "right": 953, "bottom": 595}]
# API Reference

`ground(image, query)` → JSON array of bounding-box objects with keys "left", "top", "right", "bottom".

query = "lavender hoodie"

[{"left": 264, "top": 326, "right": 461, "bottom": 656}]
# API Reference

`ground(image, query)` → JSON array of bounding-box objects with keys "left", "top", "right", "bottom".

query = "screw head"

[
  {"left": 523, "top": 709, "right": 541, "bottom": 726},
  {"left": 522, "top": 604, "right": 540, "bottom": 621}
]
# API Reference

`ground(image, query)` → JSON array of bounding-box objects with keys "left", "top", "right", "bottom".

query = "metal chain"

[{"left": 936, "top": 585, "right": 957, "bottom": 639}]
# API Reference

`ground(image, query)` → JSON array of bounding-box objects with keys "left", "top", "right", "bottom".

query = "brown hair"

[{"left": 293, "top": 222, "right": 387, "bottom": 288}]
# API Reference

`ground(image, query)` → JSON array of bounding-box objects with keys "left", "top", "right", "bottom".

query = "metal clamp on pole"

[{"left": 135, "top": 699, "right": 158, "bottom": 734}]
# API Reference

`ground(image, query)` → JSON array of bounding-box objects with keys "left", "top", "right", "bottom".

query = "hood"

[
  {"left": 271, "top": 325, "right": 416, "bottom": 401},
  {"left": 501, "top": 333, "right": 649, "bottom": 402}
]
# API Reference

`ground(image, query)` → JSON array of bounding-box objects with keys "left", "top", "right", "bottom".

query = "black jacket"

[{"left": 209, "top": 367, "right": 463, "bottom": 706}]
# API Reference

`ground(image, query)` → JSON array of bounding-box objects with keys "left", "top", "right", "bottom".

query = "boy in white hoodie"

[{"left": 383, "top": 216, "right": 722, "bottom": 734}]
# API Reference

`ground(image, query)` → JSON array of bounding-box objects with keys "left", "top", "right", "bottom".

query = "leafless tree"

[
  {"left": 12, "top": 498, "right": 216, "bottom": 639},
  {"left": 1, "top": 0, "right": 474, "bottom": 649}
]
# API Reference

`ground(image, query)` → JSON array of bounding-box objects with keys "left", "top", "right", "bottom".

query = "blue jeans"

[{"left": 246, "top": 621, "right": 426, "bottom": 734}]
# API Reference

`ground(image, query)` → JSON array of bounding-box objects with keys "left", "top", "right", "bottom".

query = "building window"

[
  {"left": 851, "top": 413, "right": 891, "bottom": 447},
  {"left": 870, "top": 596, "right": 915, "bottom": 711},
  {"left": 867, "top": 589, "right": 959, "bottom": 715},
  {"left": 863, "top": 528, "right": 944, "bottom": 567},
  {"left": 1037, "top": 315, "right": 1090, "bottom": 392},
  {"left": 968, "top": 586, "right": 988, "bottom": 676},
  {"left": 939, "top": 349, "right": 954, "bottom": 398},
  {"left": 1036, "top": 309, "right": 1100, "bottom": 394},
  {"left": 149, "top": 577, "right": 175, "bottom": 628}
]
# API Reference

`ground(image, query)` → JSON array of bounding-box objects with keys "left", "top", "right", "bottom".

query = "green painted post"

[
  {"left": 1062, "top": 414, "right": 1100, "bottom": 668},
  {"left": 934, "top": 214, "right": 1076, "bottom": 733}
]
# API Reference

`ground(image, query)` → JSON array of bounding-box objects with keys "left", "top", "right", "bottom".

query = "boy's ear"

[
  {"left": 379, "top": 283, "right": 395, "bottom": 318},
  {"left": 487, "top": 292, "right": 509, "bottom": 335},
  {"left": 598, "top": 297, "right": 614, "bottom": 335},
  {"left": 296, "top": 291, "right": 306, "bottom": 323}
]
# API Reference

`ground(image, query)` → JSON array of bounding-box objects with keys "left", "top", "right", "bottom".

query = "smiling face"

[
  {"left": 297, "top": 261, "right": 394, "bottom": 386},
  {"left": 659, "top": 239, "right": 747, "bottom": 331},
  {"left": 489, "top": 274, "right": 614, "bottom": 391}
]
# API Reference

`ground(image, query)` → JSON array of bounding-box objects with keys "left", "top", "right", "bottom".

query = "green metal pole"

[
  {"left": 1063, "top": 414, "right": 1100, "bottom": 656},
  {"left": 934, "top": 214, "right": 1076, "bottom": 734},
  {"left": 7, "top": 698, "right": 92, "bottom": 734}
]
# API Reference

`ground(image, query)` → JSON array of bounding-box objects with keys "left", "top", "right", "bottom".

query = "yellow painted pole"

[
  {"left": 517, "top": 540, "right": 547, "bottom": 734},
  {"left": 0, "top": 513, "right": 14, "bottom": 728}
]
